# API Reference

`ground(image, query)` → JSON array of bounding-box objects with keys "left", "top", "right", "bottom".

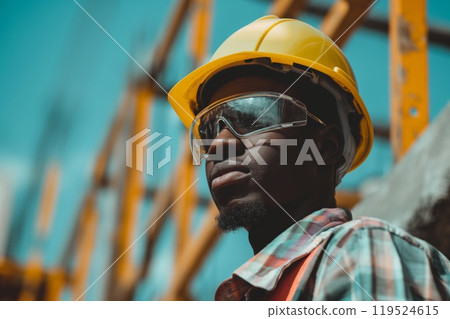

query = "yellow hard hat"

[{"left": 168, "top": 15, "right": 373, "bottom": 172}]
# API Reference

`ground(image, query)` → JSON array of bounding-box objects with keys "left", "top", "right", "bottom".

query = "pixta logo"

[
  {"left": 126, "top": 129, "right": 171, "bottom": 175},
  {"left": 193, "top": 138, "right": 325, "bottom": 166}
]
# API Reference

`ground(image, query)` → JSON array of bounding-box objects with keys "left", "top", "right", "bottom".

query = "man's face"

[{"left": 203, "top": 75, "right": 325, "bottom": 231}]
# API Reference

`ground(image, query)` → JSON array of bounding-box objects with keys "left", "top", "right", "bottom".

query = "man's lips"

[
  {"left": 209, "top": 164, "right": 250, "bottom": 192},
  {"left": 211, "top": 170, "right": 250, "bottom": 191}
]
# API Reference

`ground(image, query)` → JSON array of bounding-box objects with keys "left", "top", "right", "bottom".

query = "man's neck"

[{"left": 247, "top": 194, "right": 336, "bottom": 255}]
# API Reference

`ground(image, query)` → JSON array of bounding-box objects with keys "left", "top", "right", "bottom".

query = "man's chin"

[{"left": 216, "top": 201, "right": 267, "bottom": 232}]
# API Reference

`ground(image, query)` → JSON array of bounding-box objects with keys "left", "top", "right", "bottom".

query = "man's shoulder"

[
  {"left": 323, "top": 214, "right": 450, "bottom": 267},
  {"left": 331, "top": 215, "right": 423, "bottom": 244},
  {"left": 337, "top": 215, "right": 406, "bottom": 233},
  {"left": 309, "top": 214, "right": 450, "bottom": 300}
]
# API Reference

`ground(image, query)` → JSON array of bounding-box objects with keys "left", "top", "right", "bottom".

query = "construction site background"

[{"left": 0, "top": 0, "right": 449, "bottom": 300}]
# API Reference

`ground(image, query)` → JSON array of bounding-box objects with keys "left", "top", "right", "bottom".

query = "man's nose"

[{"left": 208, "top": 126, "right": 245, "bottom": 161}]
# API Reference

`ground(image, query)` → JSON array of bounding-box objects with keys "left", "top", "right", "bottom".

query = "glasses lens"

[
  {"left": 191, "top": 93, "right": 309, "bottom": 158},
  {"left": 227, "top": 96, "right": 281, "bottom": 132}
]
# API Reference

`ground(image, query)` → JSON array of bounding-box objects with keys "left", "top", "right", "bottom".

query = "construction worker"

[{"left": 168, "top": 16, "right": 450, "bottom": 300}]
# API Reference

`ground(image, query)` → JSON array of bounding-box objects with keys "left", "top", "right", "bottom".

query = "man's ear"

[{"left": 316, "top": 124, "right": 344, "bottom": 165}]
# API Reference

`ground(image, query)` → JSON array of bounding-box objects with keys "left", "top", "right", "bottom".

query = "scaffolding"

[{"left": 0, "top": 0, "right": 447, "bottom": 300}]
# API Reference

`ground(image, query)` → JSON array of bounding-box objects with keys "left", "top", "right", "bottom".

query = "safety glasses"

[{"left": 189, "top": 92, "right": 326, "bottom": 163}]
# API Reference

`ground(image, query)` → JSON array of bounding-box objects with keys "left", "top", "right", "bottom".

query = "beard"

[{"left": 216, "top": 201, "right": 267, "bottom": 232}]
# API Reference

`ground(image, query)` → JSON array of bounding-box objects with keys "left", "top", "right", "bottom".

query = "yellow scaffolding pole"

[
  {"left": 70, "top": 193, "right": 99, "bottom": 300},
  {"left": 108, "top": 86, "right": 154, "bottom": 299},
  {"left": 190, "top": 0, "right": 212, "bottom": 66},
  {"left": 390, "top": 0, "right": 429, "bottom": 160},
  {"left": 19, "top": 162, "right": 63, "bottom": 301}
]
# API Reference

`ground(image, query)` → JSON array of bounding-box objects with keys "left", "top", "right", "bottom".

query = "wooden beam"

[
  {"left": 390, "top": 0, "right": 429, "bottom": 161},
  {"left": 320, "top": 0, "right": 373, "bottom": 47},
  {"left": 258, "top": 0, "right": 450, "bottom": 48},
  {"left": 18, "top": 162, "right": 62, "bottom": 301},
  {"left": 60, "top": 88, "right": 133, "bottom": 300},
  {"left": 70, "top": 194, "right": 98, "bottom": 300},
  {"left": 163, "top": 204, "right": 221, "bottom": 300},
  {"left": 150, "top": 0, "right": 193, "bottom": 78},
  {"left": 270, "top": 0, "right": 308, "bottom": 18},
  {"left": 0, "top": 259, "right": 65, "bottom": 301},
  {"left": 36, "top": 163, "right": 60, "bottom": 237},
  {"left": 296, "top": 1, "right": 450, "bottom": 49},
  {"left": 336, "top": 190, "right": 361, "bottom": 209},
  {"left": 173, "top": 145, "right": 198, "bottom": 259},
  {"left": 129, "top": 181, "right": 175, "bottom": 299},
  {"left": 190, "top": 0, "right": 212, "bottom": 66},
  {"left": 107, "top": 86, "right": 154, "bottom": 300}
]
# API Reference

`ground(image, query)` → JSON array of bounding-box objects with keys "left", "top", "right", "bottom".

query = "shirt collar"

[{"left": 216, "top": 208, "right": 352, "bottom": 299}]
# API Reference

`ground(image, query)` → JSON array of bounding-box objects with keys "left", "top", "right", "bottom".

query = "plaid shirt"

[{"left": 215, "top": 208, "right": 450, "bottom": 301}]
